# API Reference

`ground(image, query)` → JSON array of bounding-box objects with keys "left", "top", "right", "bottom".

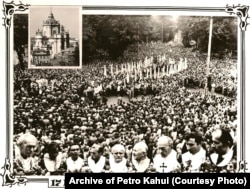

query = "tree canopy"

[
  {"left": 14, "top": 14, "right": 29, "bottom": 69},
  {"left": 13, "top": 14, "right": 238, "bottom": 65},
  {"left": 177, "top": 16, "right": 237, "bottom": 55},
  {"left": 82, "top": 15, "right": 237, "bottom": 63},
  {"left": 82, "top": 15, "right": 175, "bottom": 63}
]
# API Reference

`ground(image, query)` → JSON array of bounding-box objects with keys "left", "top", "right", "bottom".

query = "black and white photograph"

[
  {"left": 29, "top": 6, "right": 81, "bottom": 68},
  {"left": 0, "top": 0, "right": 250, "bottom": 188}
]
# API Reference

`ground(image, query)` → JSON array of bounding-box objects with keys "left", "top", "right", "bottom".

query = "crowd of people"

[{"left": 13, "top": 43, "right": 238, "bottom": 175}]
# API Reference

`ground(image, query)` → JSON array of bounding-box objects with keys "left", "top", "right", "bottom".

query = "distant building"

[{"left": 31, "top": 11, "right": 75, "bottom": 66}]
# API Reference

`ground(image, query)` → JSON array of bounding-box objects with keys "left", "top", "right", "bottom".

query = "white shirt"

[
  {"left": 66, "top": 157, "right": 84, "bottom": 173},
  {"left": 87, "top": 156, "right": 106, "bottom": 173},
  {"left": 43, "top": 152, "right": 62, "bottom": 172},
  {"left": 153, "top": 149, "right": 180, "bottom": 173},
  {"left": 15, "top": 155, "right": 37, "bottom": 172},
  {"left": 109, "top": 155, "right": 128, "bottom": 173},
  {"left": 182, "top": 147, "right": 206, "bottom": 172},
  {"left": 210, "top": 148, "right": 234, "bottom": 167},
  {"left": 132, "top": 156, "right": 150, "bottom": 172}
]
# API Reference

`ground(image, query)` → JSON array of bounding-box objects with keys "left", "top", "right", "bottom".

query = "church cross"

[{"left": 160, "top": 162, "right": 167, "bottom": 173}]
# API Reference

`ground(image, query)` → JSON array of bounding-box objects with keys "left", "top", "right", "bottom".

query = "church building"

[{"left": 31, "top": 11, "right": 71, "bottom": 66}]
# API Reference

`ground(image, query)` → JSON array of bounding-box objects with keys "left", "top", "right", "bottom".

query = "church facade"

[{"left": 31, "top": 11, "right": 71, "bottom": 66}]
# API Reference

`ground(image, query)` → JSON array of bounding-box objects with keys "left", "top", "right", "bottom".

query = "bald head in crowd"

[
  {"left": 17, "top": 133, "right": 38, "bottom": 159},
  {"left": 133, "top": 141, "right": 148, "bottom": 152},
  {"left": 89, "top": 143, "right": 104, "bottom": 162},
  {"left": 211, "top": 128, "right": 234, "bottom": 155},
  {"left": 132, "top": 141, "right": 148, "bottom": 160},
  {"left": 157, "top": 136, "right": 173, "bottom": 147},
  {"left": 157, "top": 136, "right": 173, "bottom": 158},
  {"left": 111, "top": 144, "right": 125, "bottom": 153},
  {"left": 111, "top": 144, "right": 125, "bottom": 163},
  {"left": 132, "top": 141, "right": 151, "bottom": 172}
]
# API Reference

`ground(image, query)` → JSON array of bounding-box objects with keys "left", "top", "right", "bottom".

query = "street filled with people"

[{"left": 13, "top": 43, "right": 238, "bottom": 175}]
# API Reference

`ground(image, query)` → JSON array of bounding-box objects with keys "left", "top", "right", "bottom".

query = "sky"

[{"left": 29, "top": 6, "right": 80, "bottom": 39}]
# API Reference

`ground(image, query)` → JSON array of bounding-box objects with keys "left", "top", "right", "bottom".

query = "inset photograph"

[{"left": 29, "top": 6, "right": 81, "bottom": 68}]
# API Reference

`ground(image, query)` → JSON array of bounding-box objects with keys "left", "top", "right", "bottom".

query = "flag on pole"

[
  {"left": 116, "top": 64, "right": 118, "bottom": 75},
  {"left": 104, "top": 65, "right": 107, "bottom": 76},
  {"left": 184, "top": 58, "right": 188, "bottom": 69},
  {"left": 126, "top": 72, "right": 130, "bottom": 83},
  {"left": 111, "top": 64, "right": 113, "bottom": 76},
  {"left": 150, "top": 67, "right": 152, "bottom": 78},
  {"left": 162, "top": 66, "right": 165, "bottom": 77}
]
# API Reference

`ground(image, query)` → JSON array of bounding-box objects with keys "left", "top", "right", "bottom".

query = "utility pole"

[
  {"left": 206, "top": 17, "right": 213, "bottom": 76},
  {"left": 205, "top": 16, "right": 213, "bottom": 96},
  {"left": 137, "top": 23, "right": 139, "bottom": 59}
]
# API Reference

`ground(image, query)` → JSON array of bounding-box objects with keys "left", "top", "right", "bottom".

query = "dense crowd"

[{"left": 13, "top": 44, "right": 238, "bottom": 175}]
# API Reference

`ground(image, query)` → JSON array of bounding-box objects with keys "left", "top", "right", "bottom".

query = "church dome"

[{"left": 43, "top": 12, "right": 59, "bottom": 25}]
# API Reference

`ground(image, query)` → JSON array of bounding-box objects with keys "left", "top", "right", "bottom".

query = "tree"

[
  {"left": 14, "top": 14, "right": 28, "bottom": 70},
  {"left": 73, "top": 45, "right": 79, "bottom": 66},
  {"left": 177, "top": 16, "right": 237, "bottom": 56},
  {"left": 82, "top": 15, "right": 98, "bottom": 63},
  {"left": 82, "top": 15, "right": 176, "bottom": 63}
]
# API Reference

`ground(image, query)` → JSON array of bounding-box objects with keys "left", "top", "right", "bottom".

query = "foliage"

[
  {"left": 82, "top": 15, "right": 175, "bottom": 63},
  {"left": 177, "top": 16, "right": 237, "bottom": 55},
  {"left": 13, "top": 14, "right": 237, "bottom": 65},
  {"left": 14, "top": 14, "right": 28, "bottom": 51},
  {"left": 13, "top": 14, "right": 28, "bottom": 70}
]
